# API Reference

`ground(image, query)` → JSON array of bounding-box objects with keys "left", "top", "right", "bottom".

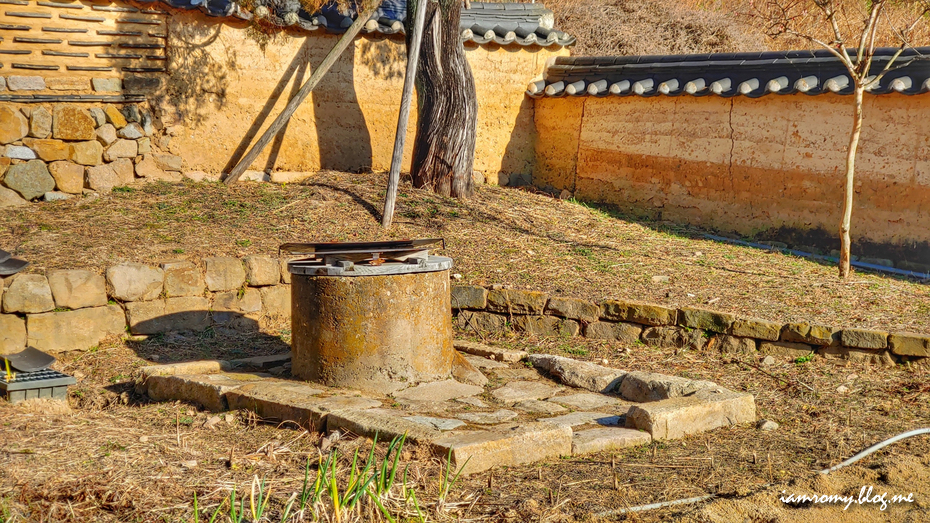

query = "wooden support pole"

[
  {"left": 381, "top": 0, "right": 428, "bottom": 228},
  {"left": 224, "top": 2, "right": 381, "bottom": 185}
]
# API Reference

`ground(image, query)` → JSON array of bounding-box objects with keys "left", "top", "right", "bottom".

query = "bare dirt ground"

[
  {"left": 1, "top": 171, "right": 929, "bottom": 334},
  {"left": 2, "top": 327, "right": 929, "bottom": 522}
]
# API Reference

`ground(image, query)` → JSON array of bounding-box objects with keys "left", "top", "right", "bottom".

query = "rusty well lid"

[{"left": 283, "top": 239, "right": 451, "bottom": 277}]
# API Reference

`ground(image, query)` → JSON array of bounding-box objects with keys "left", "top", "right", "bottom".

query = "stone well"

[{"left": 289, "top": 255, "right": 454, "bottom": 394}]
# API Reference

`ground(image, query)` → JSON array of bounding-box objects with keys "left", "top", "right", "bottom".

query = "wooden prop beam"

[
  {"left": 381, "top": 0, "right": 428, "bottom": 228},
  {"left": 224, "top": 2, "right": 381, "bottom": 185}
]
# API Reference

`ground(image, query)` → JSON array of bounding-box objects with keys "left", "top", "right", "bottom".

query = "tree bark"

[
  {"left": 406, "top": 0, "right": 478, "bottom": 198},
  {"left": 839, "top": 85, "right": 864, "bottom": 279}
]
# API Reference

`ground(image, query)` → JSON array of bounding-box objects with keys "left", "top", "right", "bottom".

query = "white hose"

[{"left": 820, "top": 428, "right": 930, "bottom": 474}]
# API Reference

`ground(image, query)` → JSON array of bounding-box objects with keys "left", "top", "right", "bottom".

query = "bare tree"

[{"left": 758, "top": 0, "right": 930, "bottom": 278}]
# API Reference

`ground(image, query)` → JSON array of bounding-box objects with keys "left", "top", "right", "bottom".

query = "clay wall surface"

[
  {"left": 534, "top": 93, "right": 930, "bottom": 264},
  {"left": 161, "top": 11, "right": 566, "bottom": 182}
]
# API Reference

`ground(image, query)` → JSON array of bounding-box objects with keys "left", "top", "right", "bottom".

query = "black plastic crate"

[{"left": 1, "top": 369, "right": 76, "bottom": 404}]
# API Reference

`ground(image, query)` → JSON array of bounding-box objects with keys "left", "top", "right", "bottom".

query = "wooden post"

[
  {"left": 381, "top": 0, "right": 428, "bottom": 228},
  {"left": 224, "top": 2, "right": 381, "bottom": 185}
]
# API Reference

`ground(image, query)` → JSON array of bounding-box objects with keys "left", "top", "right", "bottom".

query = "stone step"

[
  {"left": 571, "top": 427, "right": 651, "bottom": 454},
  {"left": 625, "top": 389, "right": 756, "bottom": 440},
  {"left": 432, "top": 422, "right": 572, "bottom": 475},
  {"left": 226, "top": 381, "right": 379, "bottom": 430}
]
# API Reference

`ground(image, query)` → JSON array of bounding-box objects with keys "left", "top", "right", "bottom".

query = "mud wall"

[
  {"left": 534, "top": 93, "right": 930, "bottom": 266},
  {"left": 160, "top": 11, "right": 566, "bottom": 183}
]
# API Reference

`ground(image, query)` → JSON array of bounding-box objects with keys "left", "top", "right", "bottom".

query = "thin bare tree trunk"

[
  {"left": 839, "top": 86, "right": 864, "bottom": 279},
  {"left": 408, "top": 0, "right": 478, "bottom": 198}
]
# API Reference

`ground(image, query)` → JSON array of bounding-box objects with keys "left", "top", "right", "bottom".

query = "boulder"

[
  {"left": 95, "top": 123, "right": 118, "bottom": 146},
  {"left": 134, "top": 154, "right": 166, "bottom": 179},
  {"left": 85, "top": 164, "right": 120, "bottom": 193},
  {"left": 259, "top": 285, "right": 290, "bottom": 317},
  {"left": 0, "top": 106, "right": 28, "bottom": 144},
  {"left": 117, "top": 123, "right": 144, "bottom": 140},
  {"left": 109, "top": 158, "right": 134, "bottom": 186},
  {"left": 70, "top": 140, "right": 103, "bottom": 166},
  {"left": 52, "top": 105, "right": 96, "bottom": 140},
  {"left": 243, "top": 255, "right": 280, "bottom": 286},
  {"left": 161, "top": 260, "right": 205, "bottom": 297},
  {"left": 104, "top": 139, "right": 137, "bottom": 162},
  {"left": 153, "top": 153, "right": 183, "bottom": 171},
  {"left": 204, "top": 257, "right": 246, "bottom": 291},
  {"left": 48, "top": 161, "right": 84, "bottom": 194},
  {"left": 29, "top": 107, "right": 52, "bottom": 139},
  {"left": 2, "top": 160, "right": 55, "bottom": 200},
  {"left": 44, "top": 191, "right": 72, "bottom": 202},
  {"left": 27, "top": 305, "right": 126, "bottom": 353},
  {"left": 47, "top": 269, "right": 108, "bottom": 309},
  {"left": 25, "top": 139, "right": 69, "bottom": 162},
  {"left": 0, "top": 314, "right": 27, "bottom": 355},
  {"left": 106, "top": 262, "right": 164, "bottom": 302},
  {"left": 0, "top": 186, "right": 27, "bottom": 208},
  {"left": 2, "top": 274, "right": 55, "bottom": 313},
  {"left": 104, "top": 105, "right": 127, "bottom": 128}
]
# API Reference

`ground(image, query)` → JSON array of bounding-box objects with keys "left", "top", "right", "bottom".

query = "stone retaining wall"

[
  {"left": 0, "top": 255, "right": 292, "bottom": 354},
  {"left": 0, "top": 102, "right": 186, "bottom": 207},
  {"left": 451, "top": 284, "right": 929, "bottom": 365}
]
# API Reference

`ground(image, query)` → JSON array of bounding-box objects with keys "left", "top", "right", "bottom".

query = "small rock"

[
  {"left": 122, "top": 105, "right": 141, "bottom": 123},
  {"left": 139, "top": 435, "right": 149, "bottom": 443},
  {"left": 451, "top": 273, "right": 462, "bottom": 281},
  {"left": 117, "top": 123, "right": 144, "bottom": 140},
  {"left": 89, "top": 107, "right": 107, "bottom": 127},
  {"left": 180, "top": 460, "right": 198, "bottom": 469},
  {"left": 44, "top": 191, "right": 72, "bottom": 201},
  {"left": 204, "top": 415, "right": 221, "bottom": 429},
  {"left": 651, "top": 275, "right": 670, "bottom": 283},
  {"left": 29, "top": 107, "right": 52, "bottom": 139},
  {"left": 456, "top": 409, "right": 518, "bottom": 425},
  {"left": 761, "top": 356, "right": 776, "bottom": 366},
  {"left": 95, "top": 123, "right": 118, "bottom": 146},
  {"left": 559, "top": 189, "right": 573, "bottom": 200},
  {"left": 757, "top": 419, "right": 779, "bottom": 431},
  {"left": 224, "top": 413, "right": 236, "bottom": 424},
  {"left": 4, "top": 145, "right": 36, "bottom": 160},
  {"left": 836, "top": 385, "right": 849, "bottom": 394},
  {"left": 104, "top": 106, "right": 127, "bottom": 128},
  {"left": 846, "top": 374, "right": 858, "bottom": 381}
]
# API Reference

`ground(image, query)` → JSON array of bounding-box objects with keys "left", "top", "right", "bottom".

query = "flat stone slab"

[
  {"left": 551, "top": 393, "right": 626, "bottom": 410},
  {"left": 139, "top": 360, "right": 231, "bottom": 378},
  {"left": 144, "top": 372, "right": 269, "bottom": 412},
  {"left": 491, "top": 368, "right": 541, "bottom": 380},
  {"left": 462, "top": 353, "right": 508, "bottom": 370},
  {"left": 539, "top": 411, "right": 623, "bottom": 427},
  {"left": 572, "top": 427, "right": 652, "bottom": 454},
  {"left": 394, "top": 380, "right": 484, "bottom": 402},
  {"left": 228, "top": 353, "right": 292, "bottom": 370},
  {"left": 326, "top": 408, "right": 443, "bottom": 443},
  {"left": 515, "top": 400, "right": 567, "bottom": 415},
  {"left": 456, "top": 409, "right": 518, "bottom": 425},
  {"left": 625, "top": 389, "right": 756, "bottom": 440},
  {"left": 490, "top": 381, "right": 562, "bottom": 404},
  {"left": 395, "top": 399, "right": 453, "bottom": 414},
  {"left": 403, "top": 415, "right": 466, "bottom": 431},
  {"left": 528, "top": 354, "right": 626, "bottom": 393},
  {"left": 618, "top": 371, "right": 720, "bottom": 403},
  {"left": 454, "top": 340, "right": 527, "bottom": 363},
  {"left": 432, "top": 422, "right": 572, "bottom": 475},
  {"left": 226, "top": 381, "right": 379, "bottom": 430},
  {"left": 455, "top": 396, "right": 488, "bottom": 408}
]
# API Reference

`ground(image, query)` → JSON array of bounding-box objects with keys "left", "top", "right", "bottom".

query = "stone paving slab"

[
  {"left": 456, "top": 409, "right": 518, "bottom": 425},
  {"left": 514, "top": 399, "right": 567, "bottom": 414},
  {"left": 528, "top": 354, "right": 626, "bottom": 393},
  {"left": 144, "top": 372, "right": 269, "bottom": 412},
  {"left": 393, "top": 379, "right": 484, "bottom": 402},
  {"left": 139, "top": 359, "right": 230, "bottom": 378},
  {"left": 572, "top": 427, "right": 652, "bottom": 454},
  {"left": 453, "top": 340, "right": 527, "bottom": 362},
  {"left": 491, "top": 368, "right": 542, "bottom": 380},
  {"left": 455, "top": 396, "right": 488, "bottom": 408},
  {"left": 432, "top": 422, "right": 572, "bottom": 475},
  {"left": 490, "top": 380, "right": 562, "bottom": 404},
  {"left": 550, "top": 393, "right": 627, "bottom": 410},
  {"left": 225, "top": 381, "right": 379, "bottom": 430},
  {"left": 625, "top": 389, "right": 755, "bottom": 440},
  {"left": 539, "top": 411, "right": 624, "bottom": 427},
  {"left": 403, "top": 416, "right": 466, "bottom": 431},
  {"left": 618, "top": 371, "right": 719, "bottom": 402},
  {"left": 326, "top": 409, "right": 443, "bottom": 443},
  {"left": 462, "top": 353, "right": 508, "bottom": 370}
]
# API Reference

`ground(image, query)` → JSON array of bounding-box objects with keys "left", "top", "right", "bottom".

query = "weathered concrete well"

[{"left": 289, "top": 256, "right": 454, "bottom": 394}]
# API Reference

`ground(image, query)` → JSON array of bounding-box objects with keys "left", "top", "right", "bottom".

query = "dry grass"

[
  {"left": 2, "top": 326, "right": 929, "bottom": 521},
  {"left": 2, "top": 171, "right": 930, "bottom": 335}
]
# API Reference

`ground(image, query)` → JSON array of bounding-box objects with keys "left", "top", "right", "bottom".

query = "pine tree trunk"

[
  {"left": 839, "top": 86, "right": 864, "bottom": 279},
  {"left": 406, "top": 0, "right": 478, "bottom": 198}
]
